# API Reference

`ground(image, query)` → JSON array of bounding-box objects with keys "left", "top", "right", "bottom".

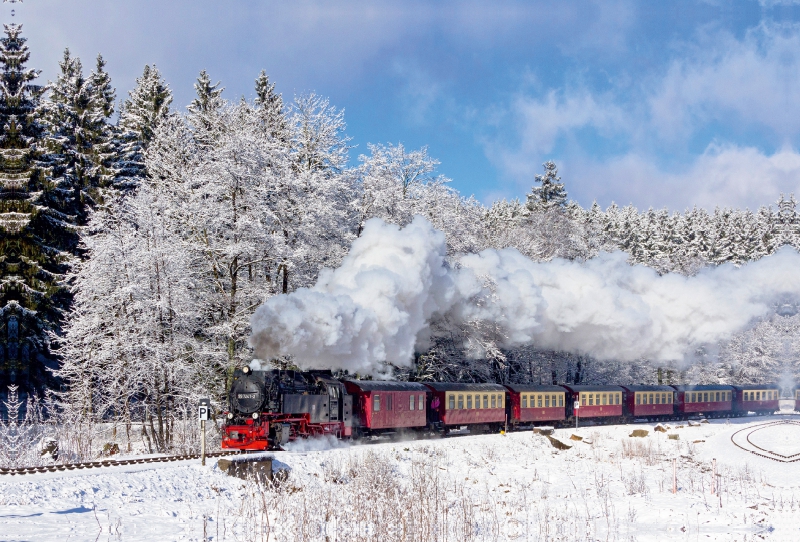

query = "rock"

[
  {"left": 668, "top": 434, "right": 680, "bottom": 440},
  {"left": 700, "top": 419, "right": 710, "bottom": 424},
  {"left": 629, "top": 429, "right": 649, "bottom": 438},
  {"left": 654, "top": 424, "right": 668, "bottom": 433},
  {"left": 533, "top": 426, "right": 555, "bottom": 436},
  {"left": 546, "top": 435, "right": 572, "bottom": 450},
  {"left": 39, "top": 439, "right": 59, "bottom": 460},
  {"left": 692, "top": 439, "right": 705, "bottom": 444},
  {"left": 688, "top": 421, "right": 701, "bottom": 427},
  {"left": 101, "top": 443, "right": 119, "bottom": 457},
  {"left": 218, "top": 457, "right": 274, "bottom": 483},
  {"left": 569, "top": 434, "right": 583, "bottom": 441}
]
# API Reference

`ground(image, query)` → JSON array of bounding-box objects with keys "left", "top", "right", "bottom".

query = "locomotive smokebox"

[{"left": 230, "top": 372, "right": 266, "bottom": 414}]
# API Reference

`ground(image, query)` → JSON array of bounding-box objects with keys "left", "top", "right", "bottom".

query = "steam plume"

[{"left": 250, "top": 217, "right": 800, "bottom": 375}]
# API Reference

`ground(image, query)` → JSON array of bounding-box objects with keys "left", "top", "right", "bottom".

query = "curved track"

[
  {"left": 730, "top": 419, "right": 800, "bottom": 463},
  {"left": 0, "top": 450, "right": 243, "bottom": 476}
]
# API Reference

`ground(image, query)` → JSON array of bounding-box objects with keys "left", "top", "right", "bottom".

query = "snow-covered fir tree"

[
  {"left": 115, "top": 65, "right": 172, "bottom": 190},
  {"left": 0, "top": 24, "right": 62, "bottom": 399}
]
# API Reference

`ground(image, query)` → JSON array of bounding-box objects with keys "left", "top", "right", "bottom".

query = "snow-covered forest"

[{"left": 1, "top": 23, "right": 799, "bottom": 444}]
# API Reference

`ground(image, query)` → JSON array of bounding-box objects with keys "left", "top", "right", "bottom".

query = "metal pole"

[
  {"left": 672, "top": 458, "right": 677, "bottom": 494},
  {"left": 201, "top": 419, "right": 206, "bottom": 466},
  {"left": 712, "top": 458, "right": 716, "bottom": 495}
]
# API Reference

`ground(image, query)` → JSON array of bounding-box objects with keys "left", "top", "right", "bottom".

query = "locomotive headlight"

[
  {"left": 242, "top": 366, "right": 251, "bottom": 374},
  {"left": 227, "top": 412, "right": 234, "bottom": 420},
  {"left": 252, "top": 412, "right": 259, "bottom": 419}
]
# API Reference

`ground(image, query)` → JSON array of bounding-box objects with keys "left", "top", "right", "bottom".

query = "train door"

[{"left": 328, "top": 385, "right": 340, "bottom": 421}]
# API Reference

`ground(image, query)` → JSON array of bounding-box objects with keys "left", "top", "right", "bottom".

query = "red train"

[{"left": 221, "top": 368, "right": 787, "bottom": 451}]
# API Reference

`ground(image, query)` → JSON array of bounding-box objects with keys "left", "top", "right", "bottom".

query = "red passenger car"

[
  {"left": 621, "top": 385, "right": 675, "bottom": 420},
  {"left": 562, "top": 385, "right": 624, "bottom": 421},
  {"left": 506, "top": 385, "right": 566, "bottom": 426},
  {"left": 732, "top": 384, "right": 780, "bottom": 416},
  {"left": 343, "top": 380, "right": 428, "bottom": 437},
  {"left": 423, "top": 383, "right": 506, "bottom": 431},
  {"left": 672, "top": 385, "right": 733, "bottom": 418}
]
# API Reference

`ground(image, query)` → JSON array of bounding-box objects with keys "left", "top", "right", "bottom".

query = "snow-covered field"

[{"left": 2, "top": 415, "right": 799, "bottom": 541}]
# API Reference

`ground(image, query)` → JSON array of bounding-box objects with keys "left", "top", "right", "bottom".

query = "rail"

[{"left": 0, "top": 450, "right": 244, "bottom": 476}]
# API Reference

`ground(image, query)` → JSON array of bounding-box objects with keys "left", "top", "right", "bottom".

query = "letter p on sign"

[{"left": 199, "top": 398, "right": 210, "bottom": 421}]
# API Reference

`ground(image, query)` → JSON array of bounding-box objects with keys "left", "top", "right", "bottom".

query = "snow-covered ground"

[{"left": 2, "top": 415, "right": 799, "bottom": 541}]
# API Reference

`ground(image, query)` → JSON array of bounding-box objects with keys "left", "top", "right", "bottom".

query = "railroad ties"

[{"left": 0, "top": 450, "right": 243, "bottom": 476}]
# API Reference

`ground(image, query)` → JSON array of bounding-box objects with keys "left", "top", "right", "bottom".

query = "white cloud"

[
  {"left": 567, "top": 145, "right": 800, "bottom": 210},
  {"left": 486, "top": 22, "right": 800, "bottom": 209},
  {"left": 649, "top": 23, "right": 800, "bottom": 140},
  {"left": 488, "top": 89, "right": 630, "bottom": 184}
]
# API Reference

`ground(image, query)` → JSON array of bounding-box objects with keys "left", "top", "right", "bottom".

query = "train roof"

[
  {"left": 730, "top": 384, "right": 780, "bottom": 391},
  {"left": 620, "top": 385, "right": 675, "bottom": 392},
  {"left": 671, "top": 384, "right": 734, "bottom": 391},
  {"left": 560, "top": 385, "right": 626, "bottom": 392},
  {"left": 423, "top": 382, "right": 507, "bottom": 392},
  {"left": 504, "top": 384, "right": 567, "bottom": 393},
  {"left": 342, "top": 380, "right": 429, "bottom": 392}
]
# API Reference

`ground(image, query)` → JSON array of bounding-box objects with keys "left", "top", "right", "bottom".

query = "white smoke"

[
  {"left": 249, "top": 217, "right": 454, "bottom": 376},
  {"left": 249, "top": 216, "right": 800, "bottom": 375}
]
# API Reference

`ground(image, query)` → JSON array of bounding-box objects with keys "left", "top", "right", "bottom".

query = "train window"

[
  {"left": 448, "top": 395, "right": 455, "bottom": 410},
  {"left": 374, "top": 395, "right": 381, "bottom": 412},
  {"left": 484, "top": 395, "right": 489, "bottom": 409},
  {"left": 545, "top": 395, "right": 550, "bottom": 408},
  {"left": 537, "top": 395, "right": 541, "bottom": 407},
  {"left": 458, "top": 395, "right": 464, "bottom": 409},
  {"left": 499, "top": 395, "right": 504, "bottom": 407},
  {"left": 410, "top": 395, "right": 415, "bottom": 410},
  {"left": 581, "top": 394, "right": 586, "bottom": 406},
  {"left": 589, "top": 394, "right": 595, "bottom": 406},
  {"left": 559, "top": 395, "right": 563, "bottom": 407},
  {"left": 522, "top": 395, "right": 527, "bottom": 408},
  {"left": 388, "top": 395, "right": 393, "bottom": 411},
  {"left": 491, "top": 395, "right": 496, "bottom": 408},
  {"left": 655, "top": 394, "right": 660, "bottom": 405},
  {"left": 467, "top": 395, "right": 473, "bottom": 409},
  {"left": 636, "top": 394, "right": 641, "bottom": 405},
  {"left": 615, "top": 393, "right": 620, "bottom": 405},
  {"left": 419, "top": 395, "right": 424, "bottom": 410}
]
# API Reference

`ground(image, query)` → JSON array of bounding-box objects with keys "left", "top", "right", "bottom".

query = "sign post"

[
  {"left": 199, "top": 398, "right": 210, "bottom": 466},
  {"left": 574, "top": 400, "right": 580, "bottom": 429}
]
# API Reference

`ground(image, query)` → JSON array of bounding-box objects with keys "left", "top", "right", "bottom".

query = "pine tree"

[
  {"left": 88, "top": 55, "right": 116, "bottom": 189},
  {"left": 526, "top": 161, "right": 567, "bottom": 212},
  {"left": 187, "top": 69, "right": 224, "bottom": 146},
  {"left": 0, "top": 24, "right": 63, "bottom": 397},
  {"left": 254, "top": 70, "right": 287, "bottom": 142},
  {"left": 115, "top": 65, "right": 172, "bottom": 190},
  {"left": 41, "top": 49, "right": 115, "bottom": 223}
]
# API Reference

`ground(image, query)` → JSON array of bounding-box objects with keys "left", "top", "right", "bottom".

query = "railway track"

[
  {"left": 3, "top": 412, "right": 796, "bottom": 476},
  {"left": 730, "top": 419, "right": 800, "bottom": 463},
  {"left": 0, "top": 450, "right": 245, "bottom": 477}
]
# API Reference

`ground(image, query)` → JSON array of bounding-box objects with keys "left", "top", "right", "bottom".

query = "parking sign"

[{"left": 199, "top": 398, "right": 210, "bottom": 421}]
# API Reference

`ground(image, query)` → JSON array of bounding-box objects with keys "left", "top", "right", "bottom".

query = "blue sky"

[{"left": 11, "top": 0, "right": 800, "bottom": 210}]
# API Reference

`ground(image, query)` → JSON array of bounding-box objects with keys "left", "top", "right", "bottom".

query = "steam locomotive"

[{"left": 221, "top": 367, "right": 789, "bottom": 451}]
